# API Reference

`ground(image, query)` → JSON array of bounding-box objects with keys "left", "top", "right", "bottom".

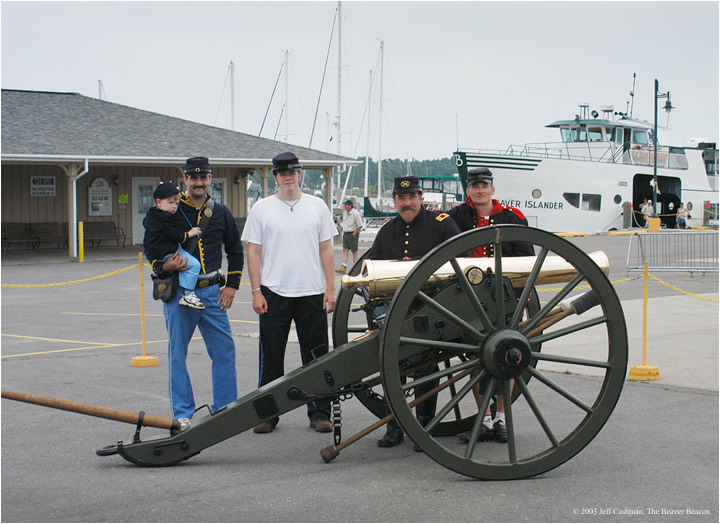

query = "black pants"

[{"left": 258, "top": 286, "right": 330, "bottom": 421}]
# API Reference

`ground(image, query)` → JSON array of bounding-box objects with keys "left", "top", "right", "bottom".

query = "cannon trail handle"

[
  {"left": 320, "top": 368, "right": 472, "bottom": 463},
  {"left": 1, "top": 389, "right": 179, "bottom": 431}
]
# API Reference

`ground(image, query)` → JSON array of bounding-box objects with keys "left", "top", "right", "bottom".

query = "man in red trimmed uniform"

[
  {"left": 449, "top": 167, "right": 534, "bottom": 257},
  {"left": 449, "top": 167, "right": 533, "bottom": 444}
]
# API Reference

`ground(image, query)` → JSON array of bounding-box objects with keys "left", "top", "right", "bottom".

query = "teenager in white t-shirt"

[{"left": 241, "top": 152, "right": 337, "bottom": 435}]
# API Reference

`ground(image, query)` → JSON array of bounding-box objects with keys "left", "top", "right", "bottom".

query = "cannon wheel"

[
  {"left": 332, "top": 245, "right": 541, "bottom": 436},
  {"left": 381, "top": 226, "right": 628, "bottom": 480}
]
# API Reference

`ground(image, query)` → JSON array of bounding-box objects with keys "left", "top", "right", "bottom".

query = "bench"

[
  {"left": 81, "top": 221, "right": 126, "bottom": 248},
  {"left": 1, "top": 223, "right": 37, "bottom": 251},
  {"left": 31, "top": 222, "right": 68, "bottom": 250}
]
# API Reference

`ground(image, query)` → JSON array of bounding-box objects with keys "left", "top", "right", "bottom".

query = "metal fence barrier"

[{"left": 626, "top": 231, "right": 719, "bottom": 274}]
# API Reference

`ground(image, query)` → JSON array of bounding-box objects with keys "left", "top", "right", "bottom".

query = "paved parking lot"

[{"left": 1, "top": 236, "right": 718, "bottom": 522}]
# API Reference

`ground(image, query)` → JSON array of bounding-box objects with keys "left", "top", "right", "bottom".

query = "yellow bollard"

[
  {"left": 78, "top": 221, "right": 85, "bottom": 263},
  {"left": 131, "top": 252, "right": 160, "bottom": 367},
  {"left": 647, "top": 217, "right": 661, "bottom": 233},
  {"left": 628, "top": 260, "right": 660, "bottom": 381}
]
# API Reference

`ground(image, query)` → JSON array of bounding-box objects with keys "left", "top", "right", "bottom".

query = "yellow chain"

[
  {"left": 647, "top": 273, "right": 719, "bottom": 303},
  {"left": 2, "top": 263, "right": 252, "bottom": 289},
  {"left": 537, "top": 276, "right": 640, "bottom": 293},
  {"left": 1, "top": 263, "right": 149, "bottom": 288}
]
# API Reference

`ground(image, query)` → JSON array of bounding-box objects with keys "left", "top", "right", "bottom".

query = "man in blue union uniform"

[
  {"left": 153, "top": 156, "right": 244, "bottom": 430},
  {"left": 366, "top": 175, "right": 461, "bottom": 448}
]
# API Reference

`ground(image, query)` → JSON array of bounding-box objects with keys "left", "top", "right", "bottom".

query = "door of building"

[{"left": 132, "top": 177, "right": 160, "bottom": 245}]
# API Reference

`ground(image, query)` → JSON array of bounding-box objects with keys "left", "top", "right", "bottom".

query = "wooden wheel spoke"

[
  {"left": 417, "top": 291, "right": 486, "bottom": 342},
  {"left": 501, "top": 379, "right": 517, "bottom": 463},
  {"left": 521, "top": 272, "right": 586, "bottom": 335},
  {"left": 424, "top": 369, "right": 485, "bottom": 433},
  {"left": 450, "top": 258, "right": 494, "bottom": 332},
  {"left": 516, "top": 375, "right": 559, "bottom": 448},
  {"left": 529, "top": 316, "right": 607, "bottom": 345},
  {"left": 531, "top": 351, "right": 610, "bottom": 369},
  {"left": 400, "top": 357, "right": 480, "bottom": 392},
  {"left": 493, "top": 237, "right": 505, "bottom": 328},
  {"left": 526, "top": 367, "right": 593, "bottom": 413},
  {"left": 510, "top": 247, "right": 548, "bottom": 328},
  {"left": 464, "top": 376, "right": 496, "bottom": 459}
]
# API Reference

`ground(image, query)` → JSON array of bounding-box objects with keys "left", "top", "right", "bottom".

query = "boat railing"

[{"left": 467, "top": 142, "right": 689, "bottom": 170}]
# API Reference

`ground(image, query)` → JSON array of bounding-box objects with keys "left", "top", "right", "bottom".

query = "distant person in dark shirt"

[{"left": 143, "top": 181, "right": 204, "bottom": 309}]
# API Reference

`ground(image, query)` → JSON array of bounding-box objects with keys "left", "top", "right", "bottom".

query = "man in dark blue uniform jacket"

[
  {"left": 366, "top": 175, "right": 461, "bottom": 448},
  {"left": 155, "top": 156, "right": 244, "bottom": 430}
]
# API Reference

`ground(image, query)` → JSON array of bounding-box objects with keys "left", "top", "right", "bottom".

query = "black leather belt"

[{"left": 196, "top": 276, "right": 221, "bottom": 288}]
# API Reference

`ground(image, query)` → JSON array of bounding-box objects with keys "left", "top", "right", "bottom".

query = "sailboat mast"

[
  {"left": 378, "top": 40, "right": 384, "bottom": 199},
  {"left": 337, "top": 1, "right": 342, "bottom": 155},
  {"left": 284, "top": 50, "right": 289, "bottom": 142},
  {"left": 364, "top": 68, "right": 372, "bottom": 198},
  {"left": 230, "top": 60, "right": 235, "bottom": 131}
]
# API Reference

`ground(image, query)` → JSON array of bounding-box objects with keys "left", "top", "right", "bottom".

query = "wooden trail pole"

[
  {"left": 131, "top": 252, "right": 159, "bottom": 367},
  {"left": 1, "top": 389, "right": 178, "bottom": 430},
  {"left": 628, "top": 260, "right": 660, "bottom": 381},
  {"left": 320, "top": 368, "right": 472, "bottom": 463}
]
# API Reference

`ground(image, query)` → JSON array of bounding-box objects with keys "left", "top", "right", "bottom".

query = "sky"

[{"left": 2, "top": 1, "right": 718, "bottom": 161}]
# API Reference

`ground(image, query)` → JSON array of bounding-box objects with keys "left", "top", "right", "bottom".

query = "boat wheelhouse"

[{"left": 454, "top": 104, "right": 718, "bottom": 232}]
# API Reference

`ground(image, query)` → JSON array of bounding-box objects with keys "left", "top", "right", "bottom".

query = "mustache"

[{"left": 400, "top": 205, "right": 417, "bottom": 212}]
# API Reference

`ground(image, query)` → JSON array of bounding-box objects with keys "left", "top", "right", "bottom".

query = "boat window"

[
  {"left": 588, "top": 128, "right": 603, "bottom": 142},
  {"left": 443, "top": 180, "right": 457, "bottom": 194},
  {"left": 633, "top": 130, "right": 650, "bottom": 145},
  {"left": 561, "top": 128, "right": 573, "bottom": 143},
  {"left": 572, "top": 128, "right": 588, "bottom": 142},
  {"left": 563, "top": 192, "right": 580, "bottom": 208},
  {"left": 582, "top": 193, "right": 602, "bottom": 211},
  {"left": 421, "top": 179, "right": 434, "bottom": 191},
  {"left": 606, "top": 128, "right": 616, "bottom": 142}
]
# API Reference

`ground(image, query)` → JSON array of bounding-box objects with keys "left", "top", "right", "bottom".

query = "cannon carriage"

[{"left": 97, "top": 225, "right": 627, "bottom": 480}]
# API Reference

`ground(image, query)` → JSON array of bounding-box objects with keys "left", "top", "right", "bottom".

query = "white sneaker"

[
  {"left": 179, "top": 291, "right": 205, "bottom": 309},
  {"left": 178, "top": 418, "right": 191, "bottom": 431}
]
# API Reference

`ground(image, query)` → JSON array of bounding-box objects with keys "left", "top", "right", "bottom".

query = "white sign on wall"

[
  {"left": 31, "top": 176, "right": 56, "bottom": 197},
  {"left": 89, "top": 177, "right": 113, "bottom": 216}
]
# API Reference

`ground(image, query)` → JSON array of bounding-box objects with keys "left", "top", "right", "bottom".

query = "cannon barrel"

[{"left": 341, "top": 251, "right": 609, "bottom": 299}]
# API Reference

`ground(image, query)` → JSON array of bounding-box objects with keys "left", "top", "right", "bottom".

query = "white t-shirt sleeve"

[
  {"left": 240, "top": 201, "right": 264, "bottom": 244},
  {"left": 318, "top": 204, "right": 338, "bottom": 242}
]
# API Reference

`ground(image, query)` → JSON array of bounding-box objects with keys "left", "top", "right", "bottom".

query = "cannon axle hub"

[{"left": 482, "top": 329, "right": 532, "bottom": 378}]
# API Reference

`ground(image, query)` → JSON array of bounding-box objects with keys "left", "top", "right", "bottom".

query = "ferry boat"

[{"left": 453, "top": 104, "right": 718, "bottom": 232}]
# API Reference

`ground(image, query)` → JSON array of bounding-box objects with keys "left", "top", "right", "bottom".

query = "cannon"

[{"left": 93, "top": 225, "right": 626, "bottom": 480}]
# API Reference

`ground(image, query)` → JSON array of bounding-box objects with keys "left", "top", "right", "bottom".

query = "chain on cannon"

[{"left": 4, "top": 226, "right": 628, "bottom": 480}]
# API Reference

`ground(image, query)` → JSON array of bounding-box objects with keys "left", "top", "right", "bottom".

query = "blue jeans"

[
  {"left": 161, "top": 245, "right": 200, "bottom": 293},
  {"left": 163, "top": 283, "right": 237, "bottom": 419}
]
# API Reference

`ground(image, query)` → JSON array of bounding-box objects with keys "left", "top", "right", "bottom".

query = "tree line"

[{"left": 304, "top": 156, "right": 457, "bottom": 196}]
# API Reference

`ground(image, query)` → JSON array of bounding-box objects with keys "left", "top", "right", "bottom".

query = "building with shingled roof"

[{"left": 1, "top": 89, "right": 357, "bottom": 259}]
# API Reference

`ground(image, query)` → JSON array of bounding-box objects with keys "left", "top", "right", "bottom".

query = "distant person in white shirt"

[
  {"left": 336, "top": 199, "right": 364, "bottom": 274},
  {"left": 242, "top": 152, "right": 337, "bottom": 435},
  {"left": 676, "top": 202, "right": 689, "bottom": 229}
]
